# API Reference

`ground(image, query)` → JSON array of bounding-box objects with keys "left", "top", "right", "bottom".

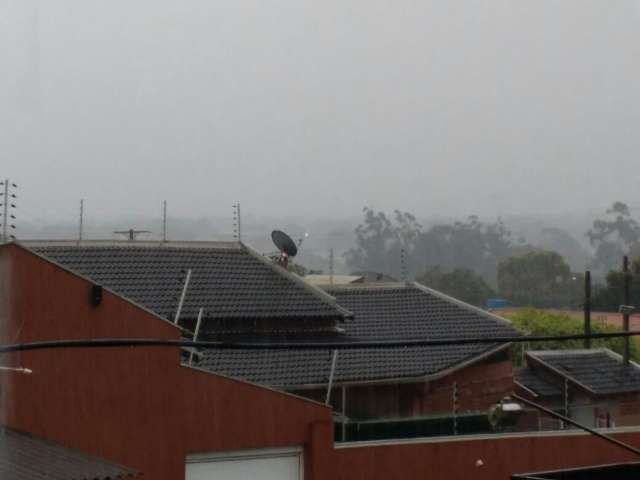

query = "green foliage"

[
  {"left": 497, "top": 250, "right": 582, "bottom": 308},
  {"left": 592, "top": 257, "right": 640, "bottom": 311},
  {"left": 506, "top": 309, "right": 640, "bottom": 365},
  {"left": 416, "top": 267, "right": 495, "bottom": 306}
]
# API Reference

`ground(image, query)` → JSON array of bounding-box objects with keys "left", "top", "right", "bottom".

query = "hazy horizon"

[{"left": 3, "top": 1, "right": 640, "bottom": 223}]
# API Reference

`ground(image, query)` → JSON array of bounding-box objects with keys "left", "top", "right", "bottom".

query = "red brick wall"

[
  {"left": 0, "top": 244, "right": 332, "bottom": 480},
  {"left": 300, "top": 352, "right": 513, "bottom": 419},
  {"left": 4, "top": 244, "right": 640, "bottom": 480},
  {"left": 307, "top": 420, "right": 640, "bottom": 480}
]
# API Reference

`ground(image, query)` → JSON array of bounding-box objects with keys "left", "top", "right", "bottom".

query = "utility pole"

[
  {"left": 162, "top": 200, "right": 167, "bottom": 242},
  {"left": 78, "top": 199, "right": 84, "bottom": 243},
  {"left": 584, "top": 270, "right": 591, "bottom": 349},
  {"left": 623, "top": 256, "right": 631, "bottom": 365},
  {"left": 233, "top": 203, "right": 242, "bottom": 242},
  {"left": 329, "top": 248, "right": 334, "bottom": 286},
  {"left": 0, "top": 179, "right": 18, "bottom": 243}
]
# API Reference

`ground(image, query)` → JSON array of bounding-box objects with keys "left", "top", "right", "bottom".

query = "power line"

[{"left": 1, "top": 330, "right": 640, "bottom": 354}]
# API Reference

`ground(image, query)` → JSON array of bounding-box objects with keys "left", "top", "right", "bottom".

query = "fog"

[{"left": 2, "top": 1, "right": 640, "bottom": 225}]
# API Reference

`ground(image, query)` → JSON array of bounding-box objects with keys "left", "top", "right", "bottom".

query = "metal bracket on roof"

[
  {"left": 188, "top": 308, "right": 204, "bottom": 366},
  {"left": 325, "top": 349, "right": 339, "bottom": 405},
  {"left": 174, "top": 269, "right": 192, "bottom": 325}
]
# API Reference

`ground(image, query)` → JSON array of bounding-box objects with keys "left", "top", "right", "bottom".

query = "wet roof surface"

[
  {"left": 201, "top": 284, "right": 520, "bottom": 387},
  {"left": 0, "top": 428, "right": 138, "bottom": 480}
]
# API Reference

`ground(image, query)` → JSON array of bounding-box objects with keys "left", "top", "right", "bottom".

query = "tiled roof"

[
  {"left": 514, "top": 367, "right": 561, "bottom": 397},
  {"left": 27, "top": 242, "right": 349, "bottom": 323},
  {"left": 200, "top": 283, "right": 520, "bottom": 387},
  {"left": 0, "top": 428, "right": 138, "bottom": 480},
  {"left": 526, "top": 349, "right": 640, "bottom": 395}
]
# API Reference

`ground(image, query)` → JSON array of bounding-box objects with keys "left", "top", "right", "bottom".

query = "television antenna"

[{"left": 113, "top": 229, "right": 152, "bottom": 241}]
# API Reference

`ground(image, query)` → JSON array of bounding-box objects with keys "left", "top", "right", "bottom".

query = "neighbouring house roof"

[
  {"left": 514, "top": 367, "right": 561, "bottom": 397},
  {"left": 524, "top": 349, "right": 640, "bottom": 395},
  {"left": 305, "top": 275, "right": 364, "bottom": 286},
  {"left": 200, "top": 283, "right": 520, "bottom": 388},
  {"left": 25, "top": 241, "right": 351, "bottom": 325},
  {"left": 0, "top": 427, "right": 138, "bottom": 480}
]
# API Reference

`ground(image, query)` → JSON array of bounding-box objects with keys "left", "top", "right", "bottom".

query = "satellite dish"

[{"left": 271, "top": 230, "right": 298, "bottom": 258}]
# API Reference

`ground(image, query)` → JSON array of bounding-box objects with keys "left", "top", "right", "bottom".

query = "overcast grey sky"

[{"left": 2, "top": 1, "right": 640, "bottom": 224}]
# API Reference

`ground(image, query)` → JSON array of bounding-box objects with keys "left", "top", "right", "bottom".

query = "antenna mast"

[
  {"left": 233, "top": 203, "right": 242, "bottom": 242},
  {"left": 400, "top": 248, "right": 407, "bottom": 281},
  {"left": 78, "top": 199, "right": 84, "bottom": 243},
  {"left": 329, "top": 248, "right": 334, "bottom": 286},
  {"left": 0, "top": 179, "right": 18, "bottom": 243},
  {"left": 162, "top": 200, "right": 167, "bottom": 242}
]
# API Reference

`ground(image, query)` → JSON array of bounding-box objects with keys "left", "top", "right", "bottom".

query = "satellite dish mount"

[{"left": 271, "top": 230, "right": 298, "bottom": 269}]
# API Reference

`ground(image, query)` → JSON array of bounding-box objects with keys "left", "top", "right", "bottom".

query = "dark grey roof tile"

[
  {"left": 0, "top": 428, "right": 138, "bottom": 480},
  {"left": 201, "top": 284, "right": 520, "bottom": 387},
  {"left": 31, "top": 244, "right": 347, "bottom": 323},
  {"left": 526, "top": 349, "right": 640, "bottom": 395}
]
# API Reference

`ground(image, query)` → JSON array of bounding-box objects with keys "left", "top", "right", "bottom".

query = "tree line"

[{"left": 343, "top": 203, "right": 640, "bottom": 310}]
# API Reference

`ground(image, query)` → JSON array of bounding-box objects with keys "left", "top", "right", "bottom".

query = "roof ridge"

[{"left": 240, "top": 243, "right": 354, "bottom": 320}]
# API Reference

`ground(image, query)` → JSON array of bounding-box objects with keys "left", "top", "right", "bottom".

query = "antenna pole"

[
  {"left": 400, "top": 248, "right": 407, "bottom": 282},
  {"left": 188, "top": 308, "right": 204, "bottom": 366},
  {"left": 0, "top": 179, "right": 17, "bottom": 243},
  {"left": 623, "top": 256, "right": 631, "bottom": 365},
  {"left": 584, "top": 270, "right": 591, "bottom": 349},
  {"left": 174, "top": 269, "right": 192, "bottom": 325},
  {"left": 162, "top": 200, "right": 167, "bottom": 242},
  {"left": 78, "top": 199, "right": 84, "bottom": 243},
  {"left": 233, "top": 203, "right": 242, "bottom": 242},
  {"left": 237, "top": 203, "right": 241, "bottom": 242},
  {"left": 325, "top": 349, "right": 338, "bottom": 405},
  {"left": 1, "top": 179, "right": 8, "bottom": 243},
  {"left": 329, "top": 248, "right": 334, "bottom": 286}
]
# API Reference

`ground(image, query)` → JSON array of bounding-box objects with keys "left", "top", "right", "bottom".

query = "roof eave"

[{"left": 289, "top": 342, "right": 512, "bottom": 390}]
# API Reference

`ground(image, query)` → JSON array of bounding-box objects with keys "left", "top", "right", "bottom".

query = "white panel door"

[{"left": 186, "top": 447, "right": 303, "bottom": 480}]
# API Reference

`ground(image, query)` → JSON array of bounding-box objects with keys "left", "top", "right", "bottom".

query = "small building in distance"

[{"left": 515, "top": 349, "right": 640, "bottom": 428}]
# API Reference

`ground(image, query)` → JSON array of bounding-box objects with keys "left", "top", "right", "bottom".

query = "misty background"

[{"left": 3, "top": 1, "right": 640, "bottom": 283}]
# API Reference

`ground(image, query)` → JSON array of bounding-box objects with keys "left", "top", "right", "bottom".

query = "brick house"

[
  {"left": 515, "top": 349, "right": 640, "bottom": 428},
  {"left": 3, "top": 241, "right": 640, "bottom": 479},
  {"left": 27, "top": 240, "right": 519, "bottom": 440}
]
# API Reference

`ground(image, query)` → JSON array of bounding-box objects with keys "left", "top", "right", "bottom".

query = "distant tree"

[
  {"left": 415, "top": 216, "right": 513, "bottom": 285},
  {"left": 416, "top": 267, "right": 495, "bottom": 306},
  {"left": 507, "top": 309, "right": 640, "bottom": 365},
  {"left": 345, "top": 208, "right": 515, "bottom": 283},
  {"left": 344, "top": 207, "right": 421, "bottom": 278},
  {"left": 497, "top": 250, "right": 582, "bottom": 308},
  {"left": 537, "top": 227, "right": 591, "bottom": 272},
  {"left": 591, "top": 257, "right": 640, "bottom": 311},
  {"left": 587, "top": 202, "right": 640, "bottom": 273}
]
